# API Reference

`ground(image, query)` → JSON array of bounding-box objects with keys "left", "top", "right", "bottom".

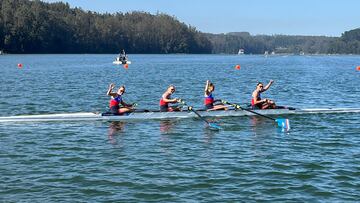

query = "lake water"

[{"left": 0, "top": 54, "right": 360, "bottom": 202}]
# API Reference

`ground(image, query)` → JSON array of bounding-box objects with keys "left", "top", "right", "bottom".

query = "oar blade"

[
  {"left": 275, "top": 118, "right": 290, "bottom": 131},
  {"left": 208, "top": 123, "right": 222, "bottom": 131}
]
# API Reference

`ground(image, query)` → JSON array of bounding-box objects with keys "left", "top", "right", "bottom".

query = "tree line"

[
  {"left": 206, "top": 30, "right": 360, "bottom": 54},
  {"left": 0, "top": 0, "right": 212, "bottom": 53},
  {"left": 206, "top": 32, "right": 337, "bottom": 54},
  {"left": 1, "top": 0, "right": 360, "bottom": 54},
  {"left": 327, "top": 28, "right": 360, "bottom": 54}
]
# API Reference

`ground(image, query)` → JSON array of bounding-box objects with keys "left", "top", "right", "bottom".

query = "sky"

[{"left": 43, "top": 0, "right": 360, "bottom": 37}]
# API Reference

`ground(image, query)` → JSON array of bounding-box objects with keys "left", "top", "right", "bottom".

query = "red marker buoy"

[
  {"left": 235, "top": 64, "right": 240, "bottom": 70},
  {"left": 356, "top": 66, "right": 360, "bottom": 71},
  {"left": 123, "top": 64, "right": 129, "bottom": 69},
  {"left": 17, "top": 63, "right": 23, "bottom": 68}
]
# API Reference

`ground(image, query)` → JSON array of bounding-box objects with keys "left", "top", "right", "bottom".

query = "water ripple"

[{"left": 1, "top": 55, "right": 360, "bottom": 202}]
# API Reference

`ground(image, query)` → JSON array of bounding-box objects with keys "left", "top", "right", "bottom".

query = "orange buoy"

[
  {"left": 17, "top": 63, "right": 23, "bottom": 68},
  {"left": 123, "top": 64, "right": 129, "bottom": 69},
  {"left": 235, "top": 64, "right": 240, "bottom": 70},
  {"left": 357, "top": 66, "right": 360, "bottom": 71}
]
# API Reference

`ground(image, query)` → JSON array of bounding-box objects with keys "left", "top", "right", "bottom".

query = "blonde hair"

[{"left": 167, "top": 85, "right": 175, "bottom": 90}]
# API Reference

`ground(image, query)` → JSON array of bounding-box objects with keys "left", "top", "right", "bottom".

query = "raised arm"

[
  {"left": 107, "top": 83, "right": 117, "bottom": 97},
  {"left": 263, "top": 80, "right": 274, "bottom": 91},
  {"left": 204, "top": 80, "right": 210, "bottom": 95}
]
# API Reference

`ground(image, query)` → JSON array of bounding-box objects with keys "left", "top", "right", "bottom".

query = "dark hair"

[{"left": 206, "top": 83, "right": 215, "bottom": 93}]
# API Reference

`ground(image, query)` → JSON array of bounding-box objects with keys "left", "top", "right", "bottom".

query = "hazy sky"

[{"left": 43, "top": 0, "right": 360, "bottom": 36}]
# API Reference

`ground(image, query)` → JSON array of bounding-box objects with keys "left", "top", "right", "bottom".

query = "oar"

[
  {"left": 222, "top": 100, "right": 290, "bottom": 131},
  {"left": 179, "top": 100, "right": 221, "bottom": 130}
]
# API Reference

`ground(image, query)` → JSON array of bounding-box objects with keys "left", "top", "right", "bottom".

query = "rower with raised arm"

[
  {"left": 251, "top": 80, "right": 276, "bottom": 109},
  {"left": 159, "top": 85, "right": 182, "bottom": 112},
  {"left": 107, "top": 83, "right": 135, "bottom": 115},
  {"left": 204, "top": 80, "right": 228, "bottom": 111}
]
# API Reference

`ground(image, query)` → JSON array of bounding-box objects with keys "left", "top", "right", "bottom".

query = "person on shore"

[
  {"left": 251, "top": 80, "right": 276, "bottom": 109},
  {"left": 159, "top": 85, "right": 182, "bottom": 112},
  {"left": 204, "top": 80, "right": 228, "bottom": 111},
  {"left": 107, "top": 83, "right": 135, "bottom": 115}
]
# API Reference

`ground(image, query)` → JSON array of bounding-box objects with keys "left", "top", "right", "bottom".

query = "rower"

[
  {"left": 204, "top": 80, "right": 228, "bottom": 111},
  {"left": 251, "top": 80, "right": 276, "bottom": 109},
  {"left": 159, "top": 85, "right": 182, "bottom": 112},
  {"left": 107, "top": 83, "right": 135, "bottom": 115},
  {"left": 117, "top": 49, "right": 127, "bottom": 63}
]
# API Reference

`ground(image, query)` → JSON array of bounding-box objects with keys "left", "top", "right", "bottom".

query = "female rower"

[
  {"left": 251, "top": 80, "right": 276, "bottom": 109},
  {"left": 204, "top": 80, "right": 228, "bottom": 111},
  {"left": 159, "top": 85, "right": 182, "bottom": 112},
  {"left": 107, "top": 83, "right": 135, "bottom": 115}
]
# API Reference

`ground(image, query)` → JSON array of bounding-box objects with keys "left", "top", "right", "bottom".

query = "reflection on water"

[
  {"left": 203, "top": 127, "right": 217, "bottom": 144},
  {"left": 108, "top": 121, "right": 126, "bottom": 145},
  {"left": 250, "top": 116, "right": 268, "bottom": 136},
  {"left": 250, "top": 116, "right": 290, "bottom": 135},
  {"left": 160, "top": 119, "right": 177, "bottom": 133}
]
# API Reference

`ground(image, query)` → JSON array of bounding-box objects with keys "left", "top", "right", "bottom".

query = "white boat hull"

[
  {"left": 0, "top": 108, "right": 360, "bottom": 123},
  {"left": 113, "top": 60, "right": 131, "bottom": 65}
]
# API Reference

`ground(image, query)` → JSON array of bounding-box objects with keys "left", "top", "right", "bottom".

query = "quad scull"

[{"left": 0, "top": 107, "right": 359, "bottom": 123}]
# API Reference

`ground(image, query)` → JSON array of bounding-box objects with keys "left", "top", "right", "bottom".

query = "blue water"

[{"left": 0, "top": 54, "right": 360, "bottom": 202}]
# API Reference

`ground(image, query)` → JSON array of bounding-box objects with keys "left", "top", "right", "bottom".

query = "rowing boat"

[{"left": 0, "top": 107, "right": 359, "bottom": 123}]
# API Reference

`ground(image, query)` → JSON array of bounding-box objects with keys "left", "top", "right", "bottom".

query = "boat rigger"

[{"left": 0, "top": 107, "right": 359, "bottom": 123}]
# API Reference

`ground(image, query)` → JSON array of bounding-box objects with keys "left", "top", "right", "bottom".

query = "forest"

[
  {"left": 1, "top": 0, "right": 360, "bottom": 54},
  {"left": 0, "top": 0, "right": 212, "bottom": 53},
  {"left": 207, "top": 32, "right": 336, "bottom": 54}
]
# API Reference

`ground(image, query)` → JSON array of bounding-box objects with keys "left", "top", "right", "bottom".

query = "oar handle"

[{"left": 132, "top": 103, "right": 138, "bottom": 107}]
